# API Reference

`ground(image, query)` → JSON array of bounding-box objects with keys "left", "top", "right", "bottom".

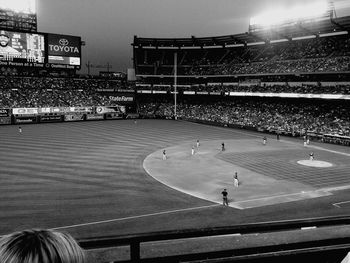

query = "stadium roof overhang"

[{"left": 133, "top": 16, "right": 350, "bottom": 48}]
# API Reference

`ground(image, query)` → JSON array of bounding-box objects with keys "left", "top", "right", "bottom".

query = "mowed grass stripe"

[
  {"left": 219, "top": 148, "right": 350, "bottom": 188},
  {"left": 1, "top": 119, "right": 349, "bottom": 238},
  {"left": 1, "top": 120, "right": 238, "bottom": 234}
]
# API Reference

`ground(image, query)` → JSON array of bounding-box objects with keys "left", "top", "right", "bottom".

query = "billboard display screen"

[
  {"left": 0, "top": 30, "right": 45, "bottom": 63},
  {"left": 48, "top": 34, "right": 81, "bottom": 68}
]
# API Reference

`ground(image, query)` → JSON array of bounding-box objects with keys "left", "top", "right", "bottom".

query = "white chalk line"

[
  {"left": 333, "top": 200, "right": 350, "bottom": 208},
  {"left": 232, "top": 190, "right": 325, "bottom": 205},
  {"left": 306, "top": 145, "right": 350, "bottom": 157},
  {"left": 51, "top": 204, "right": 220, "bottom": 230}
]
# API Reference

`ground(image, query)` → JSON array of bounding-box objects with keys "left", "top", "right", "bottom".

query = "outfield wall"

[{"left": 0, "top": 106, "right": 128, "bottom": 125}]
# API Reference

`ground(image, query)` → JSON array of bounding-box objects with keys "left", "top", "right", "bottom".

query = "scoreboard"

[
  {"left": 0, "top": 29, "right": 81, "bottom": 69},
  {"left": 0, "top": 30, "right": 45, "bottom": 63}
]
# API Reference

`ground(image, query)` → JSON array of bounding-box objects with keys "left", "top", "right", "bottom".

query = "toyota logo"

[{"left": 59, "top": 39, "right": 69, "bottom": 46}]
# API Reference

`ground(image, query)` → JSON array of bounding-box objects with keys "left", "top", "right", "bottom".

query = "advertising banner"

[
  {"left": 64, "top": 113, "right": 85, "bottom": 122},
  {"left": 13, "top": 108, "right": 38, "bottom": 116},
  {"left": 0, "top": 109, "right": 11, "bottom": 117},
  {"left": 108, "top": 94, "right": 134, "bottom": 104},
  {"left": 86, "top": 114, "right": 105, "bottom": 121},
  {"left": 105, "top": 112, "right": 124, "bottom": 120},
  {"left": 47, "top": 34, "right": 81, "bottom": 68},
  {"left": 48, "top": 34, "right": 81, "bottom": 57},
  {"left": 72, "top": 106, "right": 93, "bottom": 113},
  {"left": 0, "top": 109, "right": 11, "bottom": 124},
  {"left": 39, "top": 115, "right": 62, "bottom": 123},
  {"left": 95, "top": 106, "right": 126, "bottom": 115},
  {"left": 38, "top": 107, "right": 51, "bottom": 114},
  {"left": 14, "top": 116, "right": 37, "bottom": 124},
  {"left": 0, "top": 117, "right": 11, "bottom": 125},
  {"left": 60, "top": 107, "right": 93, "bottom": 113}
]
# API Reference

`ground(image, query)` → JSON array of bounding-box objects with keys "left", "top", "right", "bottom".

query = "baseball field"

[{"left": 1, "top": 119, "right": 350, "bottom": 242}]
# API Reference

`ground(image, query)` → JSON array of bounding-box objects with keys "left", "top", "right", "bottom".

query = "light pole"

[{"left": 174, "top": 52, "right": 177, "bottom": 120}]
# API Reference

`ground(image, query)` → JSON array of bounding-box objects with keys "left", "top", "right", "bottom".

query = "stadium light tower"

[
  {"left": 0, "top": 0, "right": 37, "bottom": 32},
  {"left": 249, "top": 0, "right": 331, "bottom": 31},
  {"left": 174, "top": 52, "right": 177, "bottom": 120},
  {"left": 0, "top": 0, "right": 36, "bottom": 14}
]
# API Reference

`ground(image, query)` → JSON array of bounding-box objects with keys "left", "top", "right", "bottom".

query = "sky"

[{"left": 36, "top": 0, "right": 350, "bottom": 74}]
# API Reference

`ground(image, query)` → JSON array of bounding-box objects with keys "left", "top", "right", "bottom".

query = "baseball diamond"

[{"left": 0, "top": 119, "right": 350, "bottom": 239}]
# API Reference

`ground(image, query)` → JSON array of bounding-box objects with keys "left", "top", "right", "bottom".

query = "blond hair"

[{"left": 0, "top": 229, "right": 85, "bottom": 263}]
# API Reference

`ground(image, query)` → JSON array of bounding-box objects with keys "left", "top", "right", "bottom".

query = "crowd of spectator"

[
  {"left": 139, "top": 99, "right": 350, "bottom": 138},
  {"left": 136, "top": 83, "right": 350, "bottom": 95},
  {"left": 220, "top": 83, "right": 350, "bottom": 94},
  {"left": 0, "top": 77, "right": 128, "bottom": 108},
  {"left": 185, "top": 56, "right": 350, "bottom": 76},
  {"left": 136, "top": 34, "right": 350, "bottom": 76},
  {"left": 1, "top": 76, "right": 350, "bottom": 145}
]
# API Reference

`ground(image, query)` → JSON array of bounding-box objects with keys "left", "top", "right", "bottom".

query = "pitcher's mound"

[{"left": 297, "top": 160, "right": 333, "bottom": 168}]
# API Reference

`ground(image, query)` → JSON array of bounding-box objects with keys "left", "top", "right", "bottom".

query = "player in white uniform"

[
  {"left": 309, "top": 152, "right": 314, "bottom": 161},
  {"left": 196, "top": 140, "right": 200, "bottom": 148},
  {"left": 233, "top": 172, "right": 239, "bottom": 187},
  {"left": 191, "top": 146, "right": 195, "bottom": 156},
  {"left": 162, "top": 150, "right": 167, "bottom": 160}
]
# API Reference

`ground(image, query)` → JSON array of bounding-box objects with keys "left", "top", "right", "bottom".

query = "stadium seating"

[
  {"left": 135, "top": 34, "right": 350, "bottom": 76},
  {"left": 139, "top": 99, "right": 350, "bottom": 143},
  {"left": 135, "top": 83, "right": 350, "bottom": 94},
  {"left": 0, "top": 77, "right": 128, "bottom": 107}
]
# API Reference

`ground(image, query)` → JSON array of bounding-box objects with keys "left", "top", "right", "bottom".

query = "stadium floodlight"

[
  {"left": 0, "top": 0, "right": 36, "bottom": 14},
  {"left": 250, "top": 0, "right": 329, "bottom": 28}
]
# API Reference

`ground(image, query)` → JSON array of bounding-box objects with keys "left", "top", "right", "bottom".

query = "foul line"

[
  {"left": 333, "top": 200, "right": 350, "bottom": 208},
  {"left": 184, "top": 120, "right": 350, "bottom": 157},
  {"left": 307, "top": 145, "right": 350, "bottom": 157},
  {"left": 233, "top": 189, "right": 328, "bottom": 205},
  {"left": 51, "top": 204, "right": 220, "bottom": 230}
]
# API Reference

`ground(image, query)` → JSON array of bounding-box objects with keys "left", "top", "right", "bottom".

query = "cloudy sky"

[{"left": 37, "top": 0, "right": 350, "bottom": 74}]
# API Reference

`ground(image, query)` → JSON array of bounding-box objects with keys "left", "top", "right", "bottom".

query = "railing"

[{"left": 78, "top": 215, "right": 350, "bottom": 262}]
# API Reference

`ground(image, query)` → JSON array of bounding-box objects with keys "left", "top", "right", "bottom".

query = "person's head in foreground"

[{"left": 0, "top": 229, "right": 85, "bottom": 263}]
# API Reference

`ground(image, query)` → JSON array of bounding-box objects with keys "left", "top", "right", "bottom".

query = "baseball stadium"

[{"left": 1, "top": 1, "right": 350, "bottom": 263}]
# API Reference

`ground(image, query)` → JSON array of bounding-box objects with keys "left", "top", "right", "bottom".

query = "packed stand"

[
  {"left": 136, "top": 35, "right": 350, "bottom": 76},
  {"left": 0, "top": 76, "right": 129, "bottom": 108},
  {"left": 136, "top": 83, "right": 350, "bottom": 95},
  {"left": 139, "top": 99, "right": 350, "bottom": 139}
]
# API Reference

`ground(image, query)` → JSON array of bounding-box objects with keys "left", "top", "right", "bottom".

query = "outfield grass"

[{"left": 0, "top": 119, "right": 350, "bottom": 240}]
